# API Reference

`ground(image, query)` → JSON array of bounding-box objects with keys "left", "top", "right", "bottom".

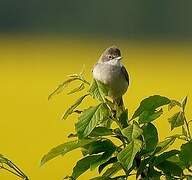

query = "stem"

[
  {"left": 184, "top": 117, "right": 192, "bottom": 140},
  {"left": 182, "top": 107, "right": 192, "bottom": 140},
  {"left": 79, "top": 74, "right": 90, "bottom": 85},
  {"left": 0, "top": 165, "right": 23, "bottom": 179},
  {"left": 0, "top": 159, "right": 29, "bottom": 180},
  {"left": 185, "top": 119, "right": 191, "bottom": 140},
  {"left": 188, "top": 120, "right": 192, "bottom": 124},
  {"left": 81, "top": 78, "right": 90, "bottom": 85},
  {"left": 105, "top": 100, "right": 124, "bottom": 130},
  {"left": 7, "top": 161, "right": 25, "bottom": 177},
  {"left": 8, "top": 160, "right": 29, "bottom": 179}
]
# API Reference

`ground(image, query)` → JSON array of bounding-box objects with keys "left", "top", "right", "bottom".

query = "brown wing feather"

[{"left": 121, "top": 65, "right": 129, "bottom": 84}]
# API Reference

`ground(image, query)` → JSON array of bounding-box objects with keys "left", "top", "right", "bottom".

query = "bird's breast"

[{"left": 93, "top": 63, "right": 128, "bottom": 98}]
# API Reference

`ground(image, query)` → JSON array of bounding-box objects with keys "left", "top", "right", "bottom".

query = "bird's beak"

[{"left": 116, "top": 56, "right": 122, "bottom": 61}]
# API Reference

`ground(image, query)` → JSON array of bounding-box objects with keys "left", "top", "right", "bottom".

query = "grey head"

[{"left": 98, "top": 46, "right": 121, "bottom": 63}]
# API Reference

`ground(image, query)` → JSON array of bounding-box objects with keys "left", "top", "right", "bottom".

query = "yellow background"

[{"left": 0, "top": 35, "right": 192, "bottom": 179}]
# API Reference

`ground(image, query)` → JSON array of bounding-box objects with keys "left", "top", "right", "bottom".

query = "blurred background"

[
  {"left": 1, "top": 0, "right": 192, "bottom": 38},
  {"left": 0, "top": 0, "right": 192, "bottom": 179}
]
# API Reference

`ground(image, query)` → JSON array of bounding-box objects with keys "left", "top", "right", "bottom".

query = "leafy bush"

[{"left": 41, "top": 72, "right": 192, "bottom": 180}]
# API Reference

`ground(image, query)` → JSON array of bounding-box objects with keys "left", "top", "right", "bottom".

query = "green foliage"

[
  {"left": 142, "top": 123, "right": 158, "bottom": 154},
  {"left": 89, "top": 79, "right": 108, "bottom": 102},
  {"left": 90, "top": 127, "right": 113, "bottom": 137},
  {"left": 67, "top": 83, "right": 85, "bottom": 95},
  {"left": 117, "top": 139, "right": 142, "bottom": 170},
  {"left": 168, "top": 112, "right": 185, "bottom": 130},
  {"left": 180, "top": 142, "right": 192, "bottom": 167},
  {"left": 72, "top": 155, "right": 101, "bottom": 179},
  {"left": 155, "top": 136, "right": 177, "bottom": 154},
  {"left": 41, "top": 139, "right": 95, "bottom": 166},
  {"left": 48, "top": 72, "right": 90, "bottom": 100},
  {"left": 131, "top": 95, "right": 170, "bottom": 119},
  {"left": 0, "top": 154, "right": 29, "bottom": 179},
  {"left": 121, "top": 121, "right": 143, "bottom": 141},
  {"left": 75, "top": 103, "right": 109, "bottom": 138},
  {"left": 41, "top": 73, "right": 192, "bottom": 179},
  {"left": 61, "top": 94, "right": 88, "bottom": 120},
  {"left": 138, "top": 108, "right": 163, "bottom": 124},
  {"left": 153, "top": 150, "right": 180, "bottom": 166}
]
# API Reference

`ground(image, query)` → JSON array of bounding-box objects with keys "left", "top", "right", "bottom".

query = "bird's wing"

[{"left": 121, "top": 65, "right": 129, "bottom": 84}]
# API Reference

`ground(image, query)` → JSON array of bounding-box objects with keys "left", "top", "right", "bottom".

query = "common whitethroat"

[{"left": 92, "top": 46, "right": 129, "bottom": 106}]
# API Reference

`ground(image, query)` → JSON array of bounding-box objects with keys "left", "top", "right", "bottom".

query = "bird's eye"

[{"left": 108, "top": 55, "right": 112, "bottom": 59}]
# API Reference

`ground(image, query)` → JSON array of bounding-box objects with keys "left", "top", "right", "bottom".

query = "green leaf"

[
  {"left": 166, "top": 154, "right": 185, "bottom": 169},
  {"left": 89, "top": 79, "right": 108, "bottom": 102},
  {"left": 0, "top": 154, "right": 8, "bottom": 164},
  {"left": 99, "top": 118, "right": 112, "bottom": 129},
  {"left": 102, "top": 162, "right": 122, "bottom": 177},
  {"left": 142, "top": 123, "right": 158, "bottom": 154},
  {"left": 138, "top": 109, "right": 163, "bottom": 124},
  {"left": 81, "top": 139, "right": 116, "bottom": 158},
  {"left": 153, "top": 150, "right": 180, "bottom": 166},
  {"left": 181, "top": 96, "right": 188, "bottom": 110},
  {"left": 90, "top": 151, "right": 115, "bottom": 170},
  {"left": 180, "top": 142, "right": 192, "bottom": 167},
  {"left": 117, "top": 139, "right": 142, "bottom": 170},
  {"left": 168, "top": 100, "right": 181, "bottom": 111},
  {"left": 132, "top": 95, "right": 170, "bottom": 119},
  {"left": 48, "top": 77, "right": 80, "bottom": 100},
  {"left": 148, "top": 167, "right": 162, "bottom": 180},
  {"left": 98, "top": 157, "right": 117, "bottom": 174},
  {"left": 86, "top": 139, "right": 116, "bottom": 155},
  {"left": 121, "top": 121, "right": 143, "bottom": 141},
  {"left": 155, "top": 136, "right": 176, "bottom": 154},
  {"left": 68, "top": 73, "right": 90, "bottom": 85},
  {"left": 90, "top": 127, "right": 113, "bottom": 137},
  {"left": 156, "top": 160, "right": 183, "bottom": 177},
  {"left": 72, "top": 155, "right": 100, "bottom": 179},
  {"left": 83, "top": 139, "right": 116, "bottom": 170},
  {"left": 67, "top": 83, "right": 85, "bottom": 95},
  {"left": 40, "top": 139, "right": 95, "bottom": 165},
  {"left": 118, "top": 109, "right": 129, "bottom": 128},
  {"left": 168, "top": 112, "right": 185, "bottom": 130},
  {"left": 61, "top": 94, "right": 88, "bottom": 120},
  {"left": 76, "top": 103, "right": 109, "bottom": 138}
]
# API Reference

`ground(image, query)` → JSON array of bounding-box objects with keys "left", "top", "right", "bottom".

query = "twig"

[
  {"left": 8, "top": 160, "right": 29, "bottom": 179},
  {"left": 0, "top": 165, "right": 23, "bottom": 179},
  {"left": 182, "top": 106, "right": 192, "bottom": 140},
  {"left": 184, "top": 118, "right": 192, "bottom": 140}
]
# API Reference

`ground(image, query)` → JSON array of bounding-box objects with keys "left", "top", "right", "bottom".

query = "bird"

[{"left": 92, "top": 46, "right": 129, "bottom": 107}]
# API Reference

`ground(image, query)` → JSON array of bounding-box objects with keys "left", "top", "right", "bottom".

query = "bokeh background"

[{"left": 0, "top": 1, "right": 192, "bottom": 179}]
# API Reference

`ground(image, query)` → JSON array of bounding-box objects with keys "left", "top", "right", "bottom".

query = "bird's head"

[{"left": 99, "top": 46, "right": 122, "bottom": 65}]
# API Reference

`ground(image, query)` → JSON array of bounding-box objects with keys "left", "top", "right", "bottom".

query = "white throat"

[{"left": 103, "top": 59, "right": 121, "bottom": 66}]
